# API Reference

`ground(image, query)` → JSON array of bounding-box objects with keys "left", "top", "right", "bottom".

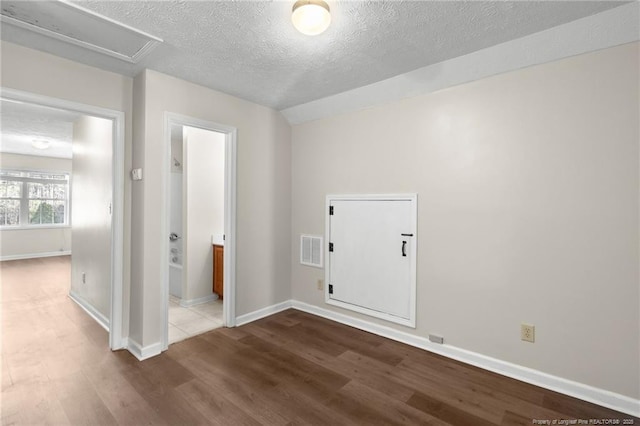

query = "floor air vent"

[
  {"left": 300, "top": 235, "right": 323, "bottom": 268},
  {"left": 1, "top": 1, "right": 162, "bottom": 63}
]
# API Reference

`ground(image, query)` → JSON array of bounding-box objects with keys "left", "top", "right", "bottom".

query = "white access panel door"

[{"left": 326, "top": 194, "right": 417, "bottom": 327}]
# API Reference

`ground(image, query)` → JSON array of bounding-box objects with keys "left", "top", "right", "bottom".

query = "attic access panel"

[
  {"left": 0, "top": 1, "right": 162, "bottom": 63},
  {"left": 326, "top": 194, "right": 417, "bottom": 328}
]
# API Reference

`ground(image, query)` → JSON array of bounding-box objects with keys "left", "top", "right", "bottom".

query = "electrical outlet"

[
  {"left": 521, "top": 324, "right": 535, "bottom": 343},
  {"left": 82, "top": 272, "right": 86, "bottom": 284},
  {"left": 317, "top": 279, "right": 324, "bottom": 291},
  {"left": 428, "top": 334, "right": 444, "bottom": 344}
]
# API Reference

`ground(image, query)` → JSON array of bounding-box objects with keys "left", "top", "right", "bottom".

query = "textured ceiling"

[
  {"left": 0, "top": 1, "right": 628, "bottom": 110},
  {"left": 0, "top": 100, "right": 80, "bottom": 158}
]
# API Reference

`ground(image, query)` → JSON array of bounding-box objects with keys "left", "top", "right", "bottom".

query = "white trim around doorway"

[
  {"left": 161, "top": 112, "right": 237, "bottom": 351},
  {"left": 0, "top": 87, "right": 126, "bottom": 351}
]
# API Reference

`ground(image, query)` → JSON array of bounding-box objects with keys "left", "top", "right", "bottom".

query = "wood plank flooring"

[{"left": 2, "top": 256, "right": 637, "bottom": 425}]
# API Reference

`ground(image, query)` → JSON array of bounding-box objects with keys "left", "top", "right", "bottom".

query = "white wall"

[
  {"left": 70, "top": 116, "right": 113, "bottom": 320},
  {"left": 132, "top": 69, "right": 291, "bottom": 347},
  {"left": 171, "top": 126, "right": 183, "bottom": 173},
  {"left": 183, "top": 126, "right": 225, "bottom": 302},
  {"left": 291, "top": 42, "right": 639, "bottom": 399},
  {"left": 1, "top": 41, "right": 133, "bottom": 341},
  {"left": 0, "top": 153, "right": 71, "bottom": 173},
  {"left": 169, "top": 173, "right": 183, "bottom": 263},
  {"left": 0, "top": 153, "right": 72, "bottom": 259},
  {"left": 169, "top": 125, "right": 183, "bottom": 270}
]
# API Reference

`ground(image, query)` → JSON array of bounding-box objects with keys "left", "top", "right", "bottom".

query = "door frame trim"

[
  {"left": 1, "top": 87, "right": 126, "bottom": 350},
  {"left": 161, "top": 112, "right": 237, "bottom": 350},
  {"left": 325, "top": 193, "right": 418, "bottom": 328}
]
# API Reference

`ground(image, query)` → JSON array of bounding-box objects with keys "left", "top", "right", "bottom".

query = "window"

[{"left": 0, "top": 170, "right": 70, "bottom": 228}]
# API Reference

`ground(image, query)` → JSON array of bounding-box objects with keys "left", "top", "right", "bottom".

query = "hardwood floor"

[{"left": 1, "top": 256, "right": 637, "bottom": 425}]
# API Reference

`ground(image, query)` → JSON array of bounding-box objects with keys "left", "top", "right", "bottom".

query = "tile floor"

[{"left": 168, "top": 295, "right": 223, "bottom": 344}]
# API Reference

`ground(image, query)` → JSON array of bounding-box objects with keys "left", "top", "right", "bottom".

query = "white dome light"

[{"left": 292, "top": 0, "right": 331, "bottom": 36}]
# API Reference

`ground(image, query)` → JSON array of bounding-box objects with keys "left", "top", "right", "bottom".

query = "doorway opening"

[
  {"left": 162, "top": 113, "right": 237, "bottom": 350},
  {"left": 0, "top": 88, "right": 126, "bottom": 350}
]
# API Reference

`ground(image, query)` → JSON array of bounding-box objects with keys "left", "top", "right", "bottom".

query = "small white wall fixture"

[
  {"left": 161, "top": 112, "right": 237, "bottom": 351},
  {"left": 325, "top": 194, "right": 417, "bottom": 328},
  {"left": 0, "top": 87, "right": 126, "bottom": 351}
]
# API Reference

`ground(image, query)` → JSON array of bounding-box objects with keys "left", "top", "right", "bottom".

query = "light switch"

[{"left": 131, "top": 168, "right": 143, "bottom": 181}]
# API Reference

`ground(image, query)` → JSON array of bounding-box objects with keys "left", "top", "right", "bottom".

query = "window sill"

[{"left": 0, "top": 225, "right": 71, "bottom": 231}]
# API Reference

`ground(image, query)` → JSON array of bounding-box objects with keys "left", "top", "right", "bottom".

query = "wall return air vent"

[
  {"left": 1, "top": 1, "right": 162, "bottom": 63},
  {"left": 300, "top": 234, "right": 323, "bottom": 268}
]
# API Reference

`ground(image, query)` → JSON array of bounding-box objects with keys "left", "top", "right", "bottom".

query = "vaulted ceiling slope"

[{"left": 0, "top": 1, "right": 628, "bottom": 110}]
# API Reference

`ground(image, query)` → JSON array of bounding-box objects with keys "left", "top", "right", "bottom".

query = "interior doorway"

[
  {"left": 167, "top": 124, "right": 224, "bottom": 343},
  {"left": 0, "top": 88, "right": 126, "bottom": 351},
  {"left": 161, "top": 113, "right": 237, "bottom": 350}
]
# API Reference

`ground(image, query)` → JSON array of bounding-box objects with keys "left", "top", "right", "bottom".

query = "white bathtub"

[{"left": 169, "top": 262, "right": 182, "bottom": 298}]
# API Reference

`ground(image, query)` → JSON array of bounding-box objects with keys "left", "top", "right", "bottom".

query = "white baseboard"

[
  {"left": 126, "top": 338, "right": 162, "bottom": 361},
  {"left": 68, "top": 290, "right": 109, "bottom": 332},
  {"left": 1, "top": 250, "right": 71, "bottom": 261},
  {"left": 290, "top": 300, "right": 640, "bottom": 417},
  {"left": 235, "top": 300, "right": 293, "bottom": 326},
  {"left": 179, "top": 293, "right": 219, "bottom": 307}
]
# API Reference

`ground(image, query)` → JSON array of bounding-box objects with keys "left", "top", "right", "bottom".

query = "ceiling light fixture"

[
  {"left": 292, "top": 0, "right": 331, "bottom": 36},
  {"left": 31, "top": 139, "right": 51, "bottom": 150}
]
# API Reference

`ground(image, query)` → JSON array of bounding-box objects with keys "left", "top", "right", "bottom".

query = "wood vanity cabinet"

[{"left": 213, "top": 244, "right": 224, "bottom": 299}]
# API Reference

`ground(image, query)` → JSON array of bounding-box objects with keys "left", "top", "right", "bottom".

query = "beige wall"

[
  {"left": 132, "top": 69, "right": 291, "bottom": 346},
  {"left": 129, "top": 71, "right": 146, "bottom": 344},
  {"left": 183, "top": 126, "right": 225, "bottom": 302},
  {"left": 0, "top": 227, "right": 70, "bottom": 258},
  {"left": 0, "top": 153, "right": 71, "bottom": 172},
  {"left": 0, "top": 153, "right": 72, "bottom": 258},
  {"left": 70, "top": 116, "right": 113, "bottom": 319},
  {"left": 1, "top": 41, "right": 133, "bottom": 341},
  {"left": 291, "top": 42, "right": 640, "bottom": 398}
]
